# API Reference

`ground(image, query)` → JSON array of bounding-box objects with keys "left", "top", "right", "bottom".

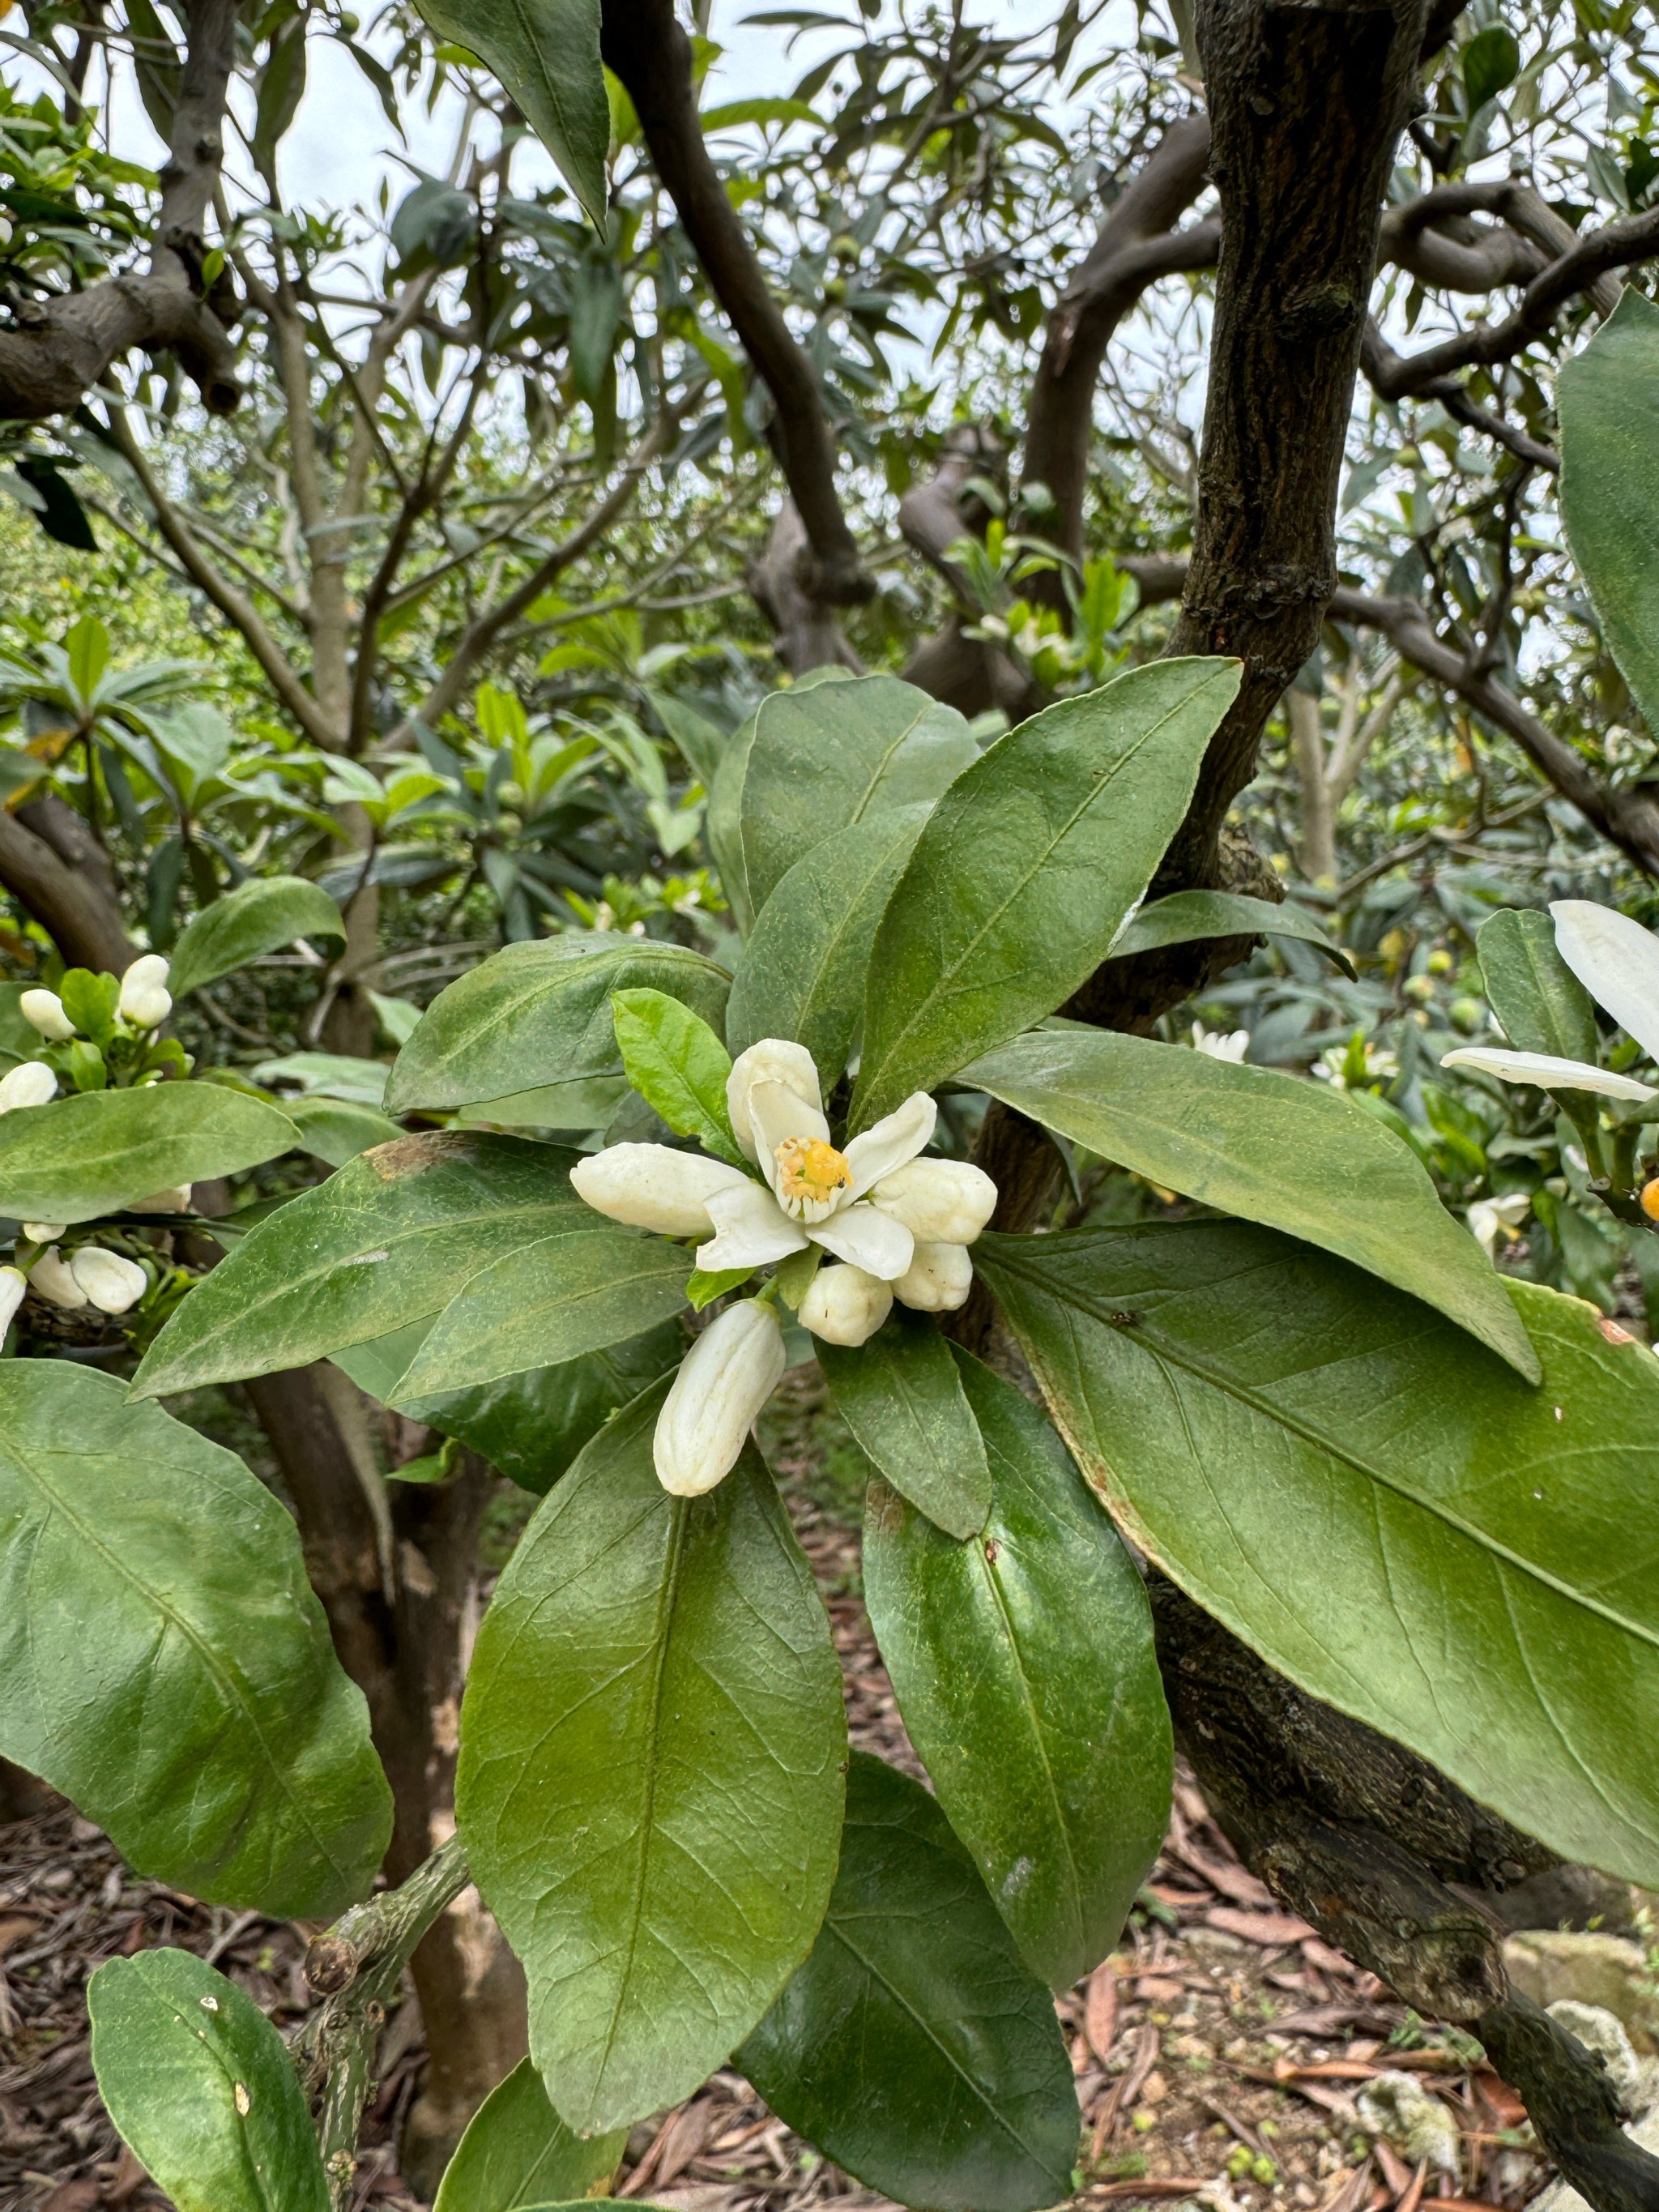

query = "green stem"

[{"left": 290, "top": 1832, "right": 471, "bottom": 2210}]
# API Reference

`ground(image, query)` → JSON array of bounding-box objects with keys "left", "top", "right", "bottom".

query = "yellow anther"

[{"left": 774, "top": 1135, "right": 851, "bottom": 1206}]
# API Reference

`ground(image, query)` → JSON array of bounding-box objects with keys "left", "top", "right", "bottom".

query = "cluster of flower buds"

[
  {"left": 0, "top": 1241, "right": 148, "bottom": 1337},
  {"left": 573, "top": 1038, "right": 997, "bottom": 1499},
  {"left": 20, "top": 952, "right": 173, "bottom": 1046}
]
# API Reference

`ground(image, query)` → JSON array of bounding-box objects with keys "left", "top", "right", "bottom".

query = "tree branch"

[
  {"left": 0, "top": 806, "right": 138, "bottom": 972},
  {"left": 0, "top": 0, "right": 241, "bottom": 421},
  {"left": 600, "top": 0, "right": 869, "bottom": 613}
]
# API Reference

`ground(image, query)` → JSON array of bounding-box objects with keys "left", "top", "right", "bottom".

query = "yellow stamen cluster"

[{"left": 774, "top": 1135, "right": 851, "bottom": 1207}]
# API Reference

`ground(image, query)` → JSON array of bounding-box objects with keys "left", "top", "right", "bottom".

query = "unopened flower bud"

[
  {"left": 20, "top": 990, "right": 75, "bottom": 1041},
  {"left": 893, "top": 1239, "right": 974, "bottom": 1313},
  {"left": 119, "top": 954, "right": 172, "bottom": 1030},
  {"left": 132, "top": 1183, "right": 193, "bottom": 1214},
  {"left": 654, "top": 1299, "right": 785, "bottom": 1497},
  {"left": 0, "top": 1265, "right": 25, "bottom": 1336},
  {"left": 20, "top": 1222, "right": 66, "bottom": 1245},
  {"left": 0, "top": 1061, "right": 57, "bottom": 1112},
  {"left": 70, "top": 1246, "right": 147, "bottom": 1315},
  {"left": 868, "top": 1158, "right": 996, "bottom": 1245},
  {"left": 799, "top": 1262, "right": 892, "bottom": 1347},
  {"left": 28, "top": 1245, "right": 87, "bottom": 1309}
]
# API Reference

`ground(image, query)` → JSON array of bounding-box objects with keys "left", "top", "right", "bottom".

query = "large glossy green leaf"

[
  {"left": 392, "top": 1227, "right": 691, "bottom": 1399},
  {"left": 977, "top": 1219, "right": 1659, "bottom": 1885},
  {"left": 966, "top": 1027, "right": 1538, "bottom": 1379},
  {"left": 284, "top": 1094, "right": 404, "bottom": 1166},
  {"left": 89, "top": 1949, "right": 329, "bottom": 2212},
  {"left": 1478, "top": 907, "right": 1600, "bottom": 1062},
  {"left": 168, "top": 875, "right": 347, "bottom": 999},
  {"left": 385, "top": 937, "right": 730, "bottom": 1113},
  {"left": 132, "top": 1132, "right": 589, "bottom": 1396},
  {"left": 433, "top": 2057, "right": 624, "bottom": 2212},
  {"left": 457, "top": 1381, "right": 846, "bottom": 2133},
  {"left": 708, "top": 670, "right": 857, "bottom": 936},
  {"left": 397, "top": 1322, "right": 684, "bottom": 1492},
  {"left": 0, "top": 1364, "right": 390, "bottom": 1914},
  {"left": 849, "top": 658, "right": 1242, "bottom": 1132},
  {"left": 1111, "top": 889, "right": 1354, "bottom": 976},
  {"left": 864, "top": 1352, "right": 1171, "bottom": 1988},
  {"left": 1559, "top": 289, "right": 1659, "bottom": 742},
  {"left": 738, "top": 1753, "right": 1079, "bottom": 2212},
  {"left": 408, "top": 0, "right": 608, "bottom": 228},
  {"left": 740, "top": 674, "right": 977, "bottom": 921},
  {"left": 725, "top": 806, "right": 928, "bottom": 1084},
  {"left": 0, "top": 1082, "right": 296, "bottom": 1225},
  {"left": 819, "top": 1310, "right": 991, "bottom": 1539}
]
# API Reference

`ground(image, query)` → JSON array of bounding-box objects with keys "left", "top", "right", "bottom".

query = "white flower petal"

[
  {"left": 570, "top": 1143, "right": 750, "bottom": 1236},
  {"left": 19, "top": 990, "right": 75, "bottom": 1042},
  {"left": 748, "top": 1078, "right": 831, "bottom": 1202},
  {"left": 799, "top": 1263, "right": 892, "bottom": 1346},
  {"left": 28, "top": 1246, "right": 86, "bottom": 1309},
  {"left": 810, "top": 1200, "right": 914, "bottom": 1280},
  {"left": 1466, "top": 1192, "right": 1530, "bottom": 1258},
  {"left": 0, "top": 1265, "right": 23, "bottom": 1335},
  {"left": 1551, "top": 899, "right": 1659, "bottom": 1065},
  {"left": 71, "top": 1247, "right": 147, "bottom": 1314},
  {"left": 20, "top": 1223, "right": 65, "bottom": 1244},
  {"left": 842, "top": 1091, "right": 936, "bottom": 1198},
  {"left": 727, "top": 1040, "right": 824, "bottom": 1160},
  {"left": 696, "top": 1181, "right": 808, "bottom": 1272},
  {"left": 893, "top": 1239, "right": 974, "bottom": 1312},
  {"left": 654, "top": 1299, "right": 786, "bottom": 1496},
  {"left": 0, "top": 1061, "right": 57, "bottom": 1112},
  {"left": 868, "top": 1156, "right": 997, "bottom": 1245},
  {"left": 1439, "top": 1045, "right": 1656, "bottom": 1100}
]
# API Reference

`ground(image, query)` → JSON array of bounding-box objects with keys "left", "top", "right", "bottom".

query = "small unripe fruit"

[{"left": 1641, "top": 1177, "right": 1659, "bottom": 1223}]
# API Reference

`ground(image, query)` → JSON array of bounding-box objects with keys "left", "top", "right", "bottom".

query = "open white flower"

[
  {"left": 1443, "top": 900, "right": 1659, "bottom": 1100},
  {"left": 571, "top": 1039, "right": 996, "bottom": 1347},
  {"left": 118, "top": 953, "right": 172, "bottom": 1030},
  {"left": 1466, "top": 1190, "right": 1531, "bottom": 1258}
]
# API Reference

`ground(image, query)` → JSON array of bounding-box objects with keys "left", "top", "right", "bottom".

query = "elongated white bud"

[
  {"left": 119, "top": 954, "right": 172, "bottom": 1030},
  {"left": 0, "top": 1265, "right": 25, "bottom": 1335},
  {"left": 132, "top": 1183, "right": 193, "bottom": 1214},
  {"left": 20, "top": 1222, "right": 66, "bottom": 1244},
  {"left": 71, "top": 1247, "right": 147, "bottom": 1314},
  {"left": 654, "top": 1299, "right": 785, "bottom": 1497},
  {"left": 798, "top": 1262, "right": 892, "bottom": 1347},
  {"left": 868, "top": 1157, "right": 996, "bottom": 1245},
  {"left": 0, "top": 1061, "right": 58, "bottom": 1112},
  {"left": 20, "top": 989, "right": 75, "bottom": 1041},
  {"left": 571, "top": 1144, "right": 748, "bottom": 1236},
  {"left": 892, "top": 1239, "right": 974, "bottom": 1313},
  {"left": 28, "top": 1245, "right": 87, "bottom": 1309}
]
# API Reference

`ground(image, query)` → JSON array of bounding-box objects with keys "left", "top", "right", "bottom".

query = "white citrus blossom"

[
  {"left": 1443, "top": 899, "right": 1659, "bottom": 1101},
  {"left": 1191, "top": 1023, "right": 1249, "bottom": 1062},
  {"left": 0, "top": 1266, "right": 25, "bottom": 1336},
  {"left": 655, "top": 1298, "right": 786, "bottom": 1496},
  {"left": 0, "top": 1061, "right": 56, "bottom": 1112},
  {"left": 28, "top": 1245, "right": 86, "bottom": 1309},
  {"left": 19, "top": 989, "right": 75, "bottom": 1041},
  {"left": 70, "top": 1246, "right": 147, "bottom": 1314},
  {"left": 570, "top": 1039, "right": 996, "bottom": 1334},
  {"left": 1466, "top": 1191, "right": 1531, "bottom": 1259},
  {"left": 118, "top": 954, "right": 172, "bottom": 1030}
]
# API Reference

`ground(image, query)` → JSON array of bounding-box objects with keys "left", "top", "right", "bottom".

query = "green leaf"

[
  {"left": 89, "top": 1949, "right": 329, "bottom": 2212},
  {"left": 433, "top": 2056, "right": 624, "bottom": 2212},
  {"left": 1462, "top": 21, "right": 1520, "bottom": 110},
  {"left": 976, "top": 1219, "right": 1659, "bottom": 1886},
  {"left": 457, "top": 1380, "right": 846, "bottom": 2133},
  {"left": 394, "top": 1322, "right": 685, "bottom": 1493},
  {"left": 385, "top": 937, "right": 730, "bottom": 1113},
  {"left": 738, "top": 1753, "right": 1079, "bottom": 2212},
  {"left": 60, "top": 965, "right": 119, "bottom": 1040},
  {"left": 864, "top": 1351, "right": 1170, "bottom": 1988},
  {"left": 611, "top": 986, "right": 744, "bottom": 1165},
  {"left": 393, "top": 1228, "right": 693, "bottom": 1399},
  {"left": 168, "top": 876, "right": 347, "bottom": 999},
  {"left": 0, "top": 1082, "right": 296, "bottom": 1226},
  {"left": 725, "top": 806, "right": 928, "bottom": 1087},
  {"left": 739, "top": 674, "right": 978, "bottom": 923},
  {"left": 966, "top": 1027, "right": 1539, "bottom": 1380},
  {"left": 409, "top": 0, "right": 610, "bottom": 228},
  {"left": 1478, "top": 907, "right": 1600, "bottom": 1063},
  {"left": 252, "top": 1051, "right": 390, "bottom": 1106},
  {"left": 685, "top": 1262, "right": 754, "bottom": 1309},
  {"left": 1111, "top": 889, "right": 1355, "bottom": 976},
  {"left": 819, "top": 1311, "right": 991, "bottom": 1539},
  {"left": 284, "top": 1094, "right": 405, "bottom": 1167},
  {"left": 132, "top": 1132, "right": 590, "bottom": 1396},
  {"left": 849, "top": 658, "right": 1243, "bottom": 1133},
  {"left": 1559, "top": 290, "right": 1659, "bottom": 743},
  {"left": 0, "top": 1364, "right": 390, "bottom": 1914}
]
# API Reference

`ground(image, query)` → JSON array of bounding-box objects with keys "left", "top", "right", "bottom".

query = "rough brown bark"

[
  {"left": 0, "top": 0, "right": 241, "bottom": 420},
  {"left": 0, "top": 807, "right": 139, "bottom": 974}
]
